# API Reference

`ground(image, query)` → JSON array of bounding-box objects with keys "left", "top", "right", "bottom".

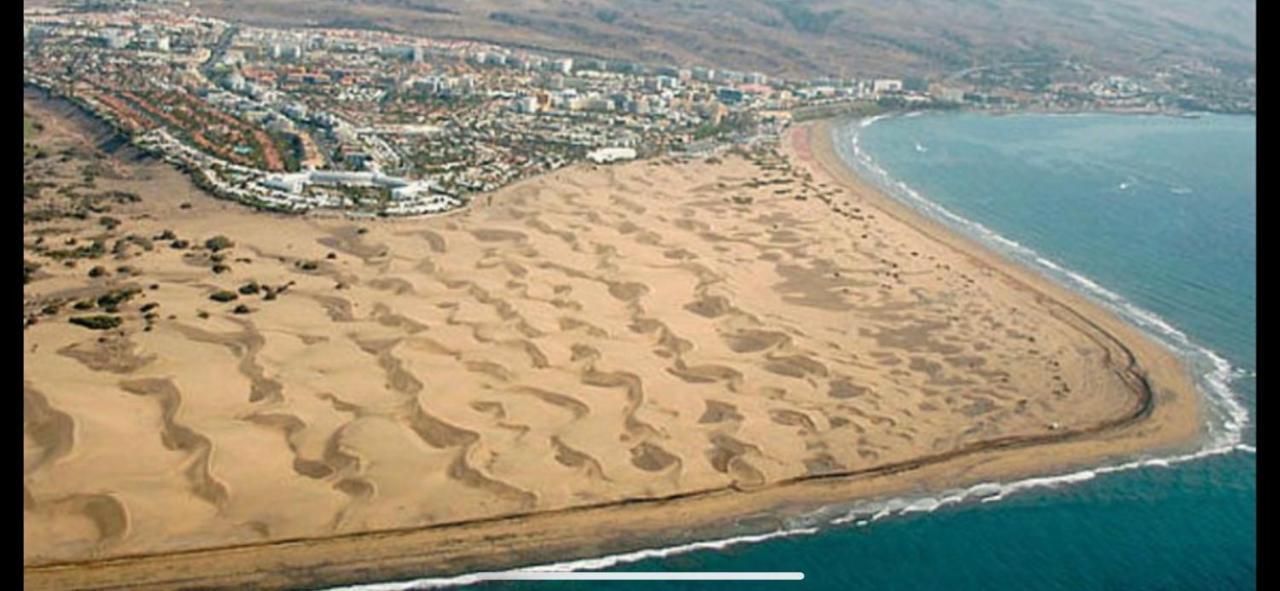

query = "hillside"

[{"left": 163, "top": 0, "right": 1255, "bottom": 82}]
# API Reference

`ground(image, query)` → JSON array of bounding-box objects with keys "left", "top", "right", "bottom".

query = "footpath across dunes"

[{"left": 23, "top": 96, "right": 1202, "bottom": 590}]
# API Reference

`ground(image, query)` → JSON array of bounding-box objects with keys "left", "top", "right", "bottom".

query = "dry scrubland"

[
  {"left": 170, "top": 0, "right": 1255, "bottom": 80},
  {"left": 24, "top": 95, "right": 1201, "bottom": 588}
]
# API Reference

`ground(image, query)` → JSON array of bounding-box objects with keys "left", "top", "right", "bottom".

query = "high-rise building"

[
  {"left": 513, "top": 96, "right": 539, "bottom": 113},
  {"left": 552, "top": 58, "right": 573, "bottom": 75}
]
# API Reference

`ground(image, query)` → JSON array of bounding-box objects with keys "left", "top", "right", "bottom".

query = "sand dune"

[{"left": 23, "top": 95, "right": 1201, "bottom": 589}]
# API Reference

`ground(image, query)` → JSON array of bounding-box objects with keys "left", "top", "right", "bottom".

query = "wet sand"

[{"left": 23, "top": 97, "right": 1203, "bottom": 590}]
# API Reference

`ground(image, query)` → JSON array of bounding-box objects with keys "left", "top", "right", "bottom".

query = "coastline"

[
  {"left": 24, "top": 111, "right": 1206, "bottom": 591},
  {"left": 793, "top": 117, "right": 1204, "bottom": 456}
]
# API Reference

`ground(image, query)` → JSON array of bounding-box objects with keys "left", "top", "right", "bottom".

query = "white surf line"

[
  {"left": 842, "top": 115, "right": 1254, "bottom": 455},
  {"left": 325, "top": 115, "right": 1251, "bottom": 591},
  {"left": 325, "top": 528, "right": 819, "bottom": 590}
]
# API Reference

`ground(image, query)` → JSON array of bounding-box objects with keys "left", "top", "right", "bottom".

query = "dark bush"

[
  {"left": 23, "top": 260, "right": 39, "bottom": 284},
  {"left": 96, "top": 288, "right": 140, "bottom": 309},
  {"left": 204, "top": 235, "right": 235, "bottom": 252},
  {"left": 209, "top": 290, "right": 238, "bottom": 303},
  {"left": 69, "top": 315, "right": 122, "bottom": 330}
]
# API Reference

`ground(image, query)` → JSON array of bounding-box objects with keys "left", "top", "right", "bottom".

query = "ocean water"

[{"left": 335, "top": 112, "right": 1255, "bottom": 591}]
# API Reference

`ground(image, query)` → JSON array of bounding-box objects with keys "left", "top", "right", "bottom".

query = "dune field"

[{"left": 23, "top": 94, "right": 1202, "bottom": 589}]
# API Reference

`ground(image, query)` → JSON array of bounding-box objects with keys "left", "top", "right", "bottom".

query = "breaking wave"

[
  {"left": 838, "top": 112, "right": 1251, "bottom": 457},
  {"left": 321, "top": 113, "right": 1253, "bottom": 591},
  {"left": 324, "top": 527, "right": 821, "bottom": 590}
]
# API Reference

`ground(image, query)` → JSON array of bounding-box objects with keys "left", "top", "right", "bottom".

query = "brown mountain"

[{"left": 30, "top": 0, "right": 1255, "bottom": 81}]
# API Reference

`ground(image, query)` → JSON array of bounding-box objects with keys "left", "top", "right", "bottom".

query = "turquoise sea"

[{"left": 338, "top": 112, "right": 1255, "bottom": 590}]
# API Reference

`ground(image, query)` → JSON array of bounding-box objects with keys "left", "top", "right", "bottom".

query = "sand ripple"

[{"left": 23, "top": 123, "right": 1185, "bottom": 574}]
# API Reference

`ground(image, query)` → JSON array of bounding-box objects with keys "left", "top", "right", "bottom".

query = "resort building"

[{"left": 587, "top": 147, "right": 638, "bottom": 164}]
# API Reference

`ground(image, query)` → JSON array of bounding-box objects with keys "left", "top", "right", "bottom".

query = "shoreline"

[
  {"left": 794, "top": 117, "right": 1203, "bottom": 446},
  {"left": 25, "top": 113, "right": 1205, "bottom": 591}
]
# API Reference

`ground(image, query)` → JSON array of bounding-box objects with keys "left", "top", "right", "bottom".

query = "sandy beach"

[{"left": 24, "top": 94, "right": 1203, "bottom": 590}]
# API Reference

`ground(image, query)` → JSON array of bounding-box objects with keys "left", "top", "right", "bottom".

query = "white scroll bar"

[
  {"left": 472, "top": 571, "right": 805, "bottom": 581},
  {"left": 329, "top": 570, "right": 805, "bottom": 589}
]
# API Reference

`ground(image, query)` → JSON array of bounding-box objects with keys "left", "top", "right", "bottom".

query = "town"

[{"left": 23, "top": 2, "right": 1254, "bottom": 217}]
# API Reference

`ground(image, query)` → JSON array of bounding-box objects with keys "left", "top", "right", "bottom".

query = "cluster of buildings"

[
  {"left": 23, "top": 4, "right": 946, "bottom": 217},
  {"left": 123, "top": 127, "right": 459, "bottom": 216},
  {"left": 259, "top": 170, "right": 459, "bottom": 215},
  {"left": 930, "top": 60, "right": 1255, "bottom": 114}
]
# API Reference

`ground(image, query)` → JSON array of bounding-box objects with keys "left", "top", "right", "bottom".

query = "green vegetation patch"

[
  {"left": 23, "top": 114, "right": 43, "bottom": 140},
  {"left": 96, "top": 287, "right": 142, "bottom": 310},
  {"left": 23, "top": 259, "right": 41, "bottom": 284},
  {"left": 69, "top": 314, "right": 122, "bottom": 330},
  {"left": 46, "top": 240, "right": 107, "bottom": 261},
  {"left": 204, "top": 235, "right": 235, "bottom": 252},
  {"left": 209, "top": 290, "right": 239, "bottom": 302}
]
